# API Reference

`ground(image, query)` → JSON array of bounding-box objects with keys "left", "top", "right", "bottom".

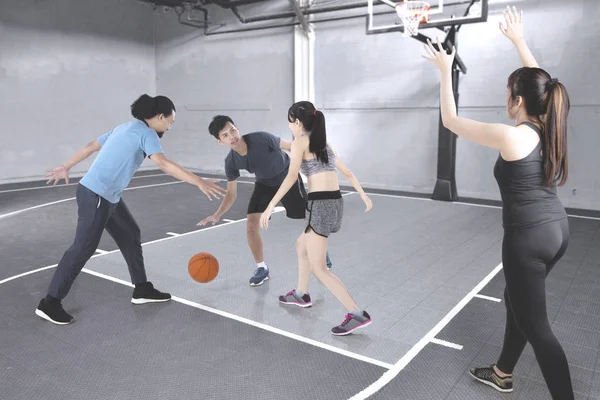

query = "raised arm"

[
  {"left": 500, "top": 6, "right": 539, "bottom": 68},
  {"left": 423, "top": 38, "right": 514, "bottom": 151},
  {"left": 45, "top": 139, "right": 101, "bottom": 186}
]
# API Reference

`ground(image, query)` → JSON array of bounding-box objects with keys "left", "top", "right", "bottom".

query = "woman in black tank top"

[{"left": 423, "top": 6, "right": 573, "bottom": 399}]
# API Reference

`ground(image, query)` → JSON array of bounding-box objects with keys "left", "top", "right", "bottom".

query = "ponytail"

[
  {"left": 288, "top": 101, "right": 329, "bottom": 164},
  {"left": 542, "top": 80, "right": 569, "bottom": 187},
  {"left": 309, "top": 110, "right": 328, "bottom": 164},
  {"left": 507, "top": 68, "right": 570, "bottom": 187},
  {"left": 130, "top": 94, "right": 176, "bottom": 120}
]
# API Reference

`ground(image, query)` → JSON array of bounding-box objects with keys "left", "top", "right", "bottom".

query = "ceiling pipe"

[
  {"left": 200, "top": 0, "right": 269, "bottom": 7},
  {"left": 201, "top": 8, "right": 396, "bottom": 36},
  {"left": 230, "top": 1, "right": 374, "bottom": 24}
]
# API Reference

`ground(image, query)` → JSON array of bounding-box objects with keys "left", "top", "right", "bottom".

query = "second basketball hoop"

[{"left": 395, "top": 1, "right": 431, "bottom": 37}]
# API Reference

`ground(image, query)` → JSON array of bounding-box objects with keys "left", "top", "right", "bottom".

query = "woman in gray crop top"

[{"left": 258, "top": 101, "right": 373, "bottom": 336}]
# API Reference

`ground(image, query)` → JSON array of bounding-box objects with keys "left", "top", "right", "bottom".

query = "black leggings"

[{"left": 496, "top": 217, "right": 573, "bottom": 400}]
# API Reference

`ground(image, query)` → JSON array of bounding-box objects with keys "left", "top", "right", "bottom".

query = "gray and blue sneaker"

[
  {"left": 331, "top": 311, "right": 372, "bottom": 335},
  {"left": 249, "top": 267, "right": 270, "bottom": 286},
  {"left": 279, "top": 289, "right": 312, "bottom": 308}
]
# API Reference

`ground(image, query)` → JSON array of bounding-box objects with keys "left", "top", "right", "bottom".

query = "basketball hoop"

[{"left": 395, "top": 1, "right": 430, "bottom": 37}]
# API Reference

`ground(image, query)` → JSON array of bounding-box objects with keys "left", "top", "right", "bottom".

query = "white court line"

[
  {"left": 0, "top": 265, "right": 59, "bottom": 285},
  {"left": 0, "top": 181, "right": 184, "bottom": 220},
  {"left": 364, "top": 192, "right": 600, "bottom": 221},
  {"left": 0, "top": 173, "right": 169, "bottom": 194},
  {"left": 0, "top": 194, "right": 390, "bottom": 372},
  {"left": 430, "top": 338, "right": 463, "bottom": 350},
  {"left": 166, "top": 232, "right": 180, "bottom": 237},
  {"left": 474, "top": 293, "right": 502, "bottom": 302},
  {"left": 81, "top": 268, "right": 393, "bottom": 370},
  {"left": 222, "top": 219, "right": 235, "bottom": 222},
  {"left": 95, "top": 249, "right": 108, "bottom": 255},
  {"left": 349, "top": 262, "right": 504, "bottom": 400},
  {"left": 0, "top": 198, "right": 76, "bottom": 219}
]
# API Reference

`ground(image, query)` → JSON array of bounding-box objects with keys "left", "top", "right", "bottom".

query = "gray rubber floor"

[{"left": 1, "top": 170, "right": 599, "bottom": 399}]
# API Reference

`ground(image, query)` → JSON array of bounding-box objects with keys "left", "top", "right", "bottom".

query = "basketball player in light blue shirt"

[{"left": 36, "top": 94, "right": 226, "bottom": 325}]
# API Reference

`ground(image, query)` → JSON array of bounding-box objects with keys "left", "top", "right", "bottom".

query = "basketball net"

[{"left": 395, "top": 1, "right": 430, "bottom": 37}]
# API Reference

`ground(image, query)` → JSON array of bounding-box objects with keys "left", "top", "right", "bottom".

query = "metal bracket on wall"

[{"left": 288, "top": 0, "right": 311, "bottom": 35}]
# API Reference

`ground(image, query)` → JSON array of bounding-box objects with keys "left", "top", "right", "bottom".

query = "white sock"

[{"left": 257, "top": 261, "right": 268, "bottom": 270}]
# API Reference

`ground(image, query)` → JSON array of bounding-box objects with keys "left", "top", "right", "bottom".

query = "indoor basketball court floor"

[{"left": 1, "top": 170, "right": 599, "bottom": 399}]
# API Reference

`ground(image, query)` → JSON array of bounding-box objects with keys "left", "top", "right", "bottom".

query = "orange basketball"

[{"left": 188, "top": 252, "right": 219, "bottom": 283}]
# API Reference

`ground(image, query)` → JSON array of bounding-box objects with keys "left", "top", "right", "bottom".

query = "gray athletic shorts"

[{"left": 304, "top": 191, "right": 343, "bottom": 238}]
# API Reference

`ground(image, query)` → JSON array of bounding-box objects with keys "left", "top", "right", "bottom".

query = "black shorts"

[{"left": 247, "top": 175, "right": 307, "bottom": 219}]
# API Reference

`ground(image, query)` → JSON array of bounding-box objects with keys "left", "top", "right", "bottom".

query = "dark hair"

[
  {"left": 208, "top": 115, "right": 235, "bottom": 139},
  {"left": 288, "top": 101, "right": 328, "bottom": 163},
  {"left": 507, "top": 67, "right": 570, "bottom": 187},
  {"left": 130, "top": 94, "right": 175, "bottom": 120}
]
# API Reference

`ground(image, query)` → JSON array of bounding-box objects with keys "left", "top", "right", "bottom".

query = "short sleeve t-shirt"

[
  {"left": 224, "top": 131, "right": 290, "bottom": 186},
  {"left": 80, "top": 120, "right": 163, "bottom": 203}
]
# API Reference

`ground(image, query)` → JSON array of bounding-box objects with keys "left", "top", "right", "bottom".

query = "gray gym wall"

[
  {"left": 0, "top": 0, "right": 157, "bottom": 183},
  {"left": 2, "top": 0, "right": 598, "bottom": 211},
  {"left": 154, "top": 2, "right": 295, "bottom": 177},
  {"left": 313, "top": 0, "right": 600, "bottom": 210}
]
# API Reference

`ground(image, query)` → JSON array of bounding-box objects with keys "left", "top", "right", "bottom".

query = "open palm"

[
  {"left": 422, "top": 37, "right": 456, "bottom": 72},
  {"left": 499, "top": 5, "right": 524, "bottom": 43}
]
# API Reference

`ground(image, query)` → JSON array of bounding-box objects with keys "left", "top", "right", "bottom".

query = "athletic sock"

[{"left": 257, "top": 261, "right": 268, "bottom": 271}]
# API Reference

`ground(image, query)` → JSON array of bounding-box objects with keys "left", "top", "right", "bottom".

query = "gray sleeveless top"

[{"left": 300, "top": 145, "right": 336, "bottom": 176}]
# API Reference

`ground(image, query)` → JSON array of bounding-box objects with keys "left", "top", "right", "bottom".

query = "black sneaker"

[
  {"left": 35, "top": 298, "right": 74, "bottom": 325},
  {"left": 131, "top": 282, "right": 171, "bottom": 304},
  {"left": 469, "top": 365, "right": 513, "bottom": 393}
]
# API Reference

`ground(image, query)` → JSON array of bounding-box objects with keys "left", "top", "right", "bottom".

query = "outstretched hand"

[
  {"left": 198, "top": 179, "right": 227, "bottom": 201},
  {"left": 421, "top": 37, "right": 456, "bottom": 72},
  {"left": 197, "top": 213, "right": 221, "bottom": 226},
  {"left": 45, "top": 165, "right": 70, "bottom": 186},
  {"left": 499, "top": 5, "right": 523, "bottom": 43}
]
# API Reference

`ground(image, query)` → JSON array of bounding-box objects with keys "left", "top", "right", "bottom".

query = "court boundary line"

[
  {"left": 362, "top": 192, "right": 600, "bottom": 221},
  {"left": 6, "top": 176, "right": 598, "bottom": 222},
  {"left": 349, "top": 262, "right": 504, "bottom": 400},
  {"left": 4, "top": 172, "right": 599, "bottom": 221},
  {"left": 430, "top": 338, "right": 463, "bottom": 350},
  {"left": 80, "top": 267, "right": 392, "bottom": 370},
  {"left": 474, "top": 293, "right": 502, "bottom": 302},
  {"left": 0, "top": 181, "right": 185, "bottom": 219},
  {"left": 0, "top": 173, "right": 169, "bottom": 194},
  {"left": 0, "top": 259, "right": 391, "bottom": 370},
  {"left": 1, "top": 192, "right": 384, "bottom": 370}
]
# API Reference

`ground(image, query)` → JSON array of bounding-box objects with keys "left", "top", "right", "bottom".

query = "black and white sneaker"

[
  {"left": 35, "top": 298, "right": 74, "bottom": 325},
  {"left": 131, "top": 282, "right": 171, "bottom": 304},
  {"left": 469, "top": 365, "right": 514, "bottom": 393}
]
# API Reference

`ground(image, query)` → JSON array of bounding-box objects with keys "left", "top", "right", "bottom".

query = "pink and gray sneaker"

[
  {"left": 331, "top": 311, "right": 372, "bottom": 335},
  {"left": 278, "top": 289, "right": 312, "bottom": 308}
]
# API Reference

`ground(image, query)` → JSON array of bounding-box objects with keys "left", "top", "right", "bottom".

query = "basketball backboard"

[{"left": 367, "top": 0, "right": 488, "bottom": 36}]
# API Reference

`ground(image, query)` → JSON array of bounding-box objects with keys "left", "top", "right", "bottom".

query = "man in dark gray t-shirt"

[
  {"left": 199, "top": 115, "right": 332, "bottom": 286},
  {"left": 224, "top": 130, "right": 290, "bottom": 187}
]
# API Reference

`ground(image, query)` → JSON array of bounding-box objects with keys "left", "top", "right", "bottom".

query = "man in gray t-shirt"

[{"left": 199, "top": 115, "right": 332, "bottom": 286}]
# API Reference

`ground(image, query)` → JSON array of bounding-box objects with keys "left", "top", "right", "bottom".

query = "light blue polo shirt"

[{"left": 80, "top": 120, "right": 164, "bottom": 204}]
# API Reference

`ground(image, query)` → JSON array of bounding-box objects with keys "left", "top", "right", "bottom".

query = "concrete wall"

[
  {"left": 0, "top": 0, "right": 156, "bottom": 183},
  {"left": 313, "top": 0, "right": 600, "bottom": 210},
  {"left": 3, "top": 0, "right": 598, "bottom": 210},
  {"left": 153, "top": 3, "right": 295, "bottom": 177}
]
